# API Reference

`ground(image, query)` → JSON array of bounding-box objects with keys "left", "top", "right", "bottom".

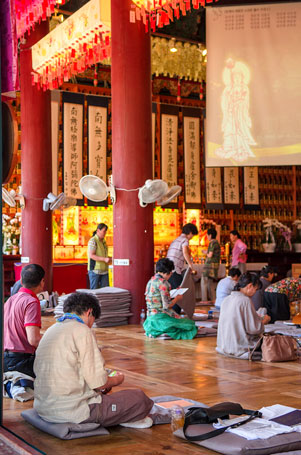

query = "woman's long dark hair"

[
  {"left": 93, "top": 223, "right": 108, "bottom": 236},
  {"left": 234, "top": 272, "right": 262, "bottom": 291}
]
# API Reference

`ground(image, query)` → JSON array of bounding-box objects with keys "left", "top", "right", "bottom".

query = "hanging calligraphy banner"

[
  {"left": 51, "top": 91, "right": 60, "bottom": 195},
  {"left": 205, "top": 167, "right": 223, "bottom": 208},
  {"left": 87, "top": 96, "right": 108, "bottom": 182},
  {"left": 224, "top": 167, "right": 240, "bottom": 207},
  {"left": 161, "top": 105, "right": 179, "bottom": 205},
  {"left": 244, "top": 166, "right": 259, "bottom": 207},
  {"left": 183, "top": 108, "right": 201, "bottom": 207},
  {"left": 152, "top": 103, "right": 157, "bottom": 179},
  {"left": 62, "top": 92, "right": 84, "bottom": 200}
]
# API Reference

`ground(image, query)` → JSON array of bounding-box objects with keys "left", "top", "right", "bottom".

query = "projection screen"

[{"left": 206, "top": 3, "right": 301, "bottom": 167}]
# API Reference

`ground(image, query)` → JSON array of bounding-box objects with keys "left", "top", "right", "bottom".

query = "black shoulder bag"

[{"left": 183, "top": 402, "right": 262, "bottom": 442}]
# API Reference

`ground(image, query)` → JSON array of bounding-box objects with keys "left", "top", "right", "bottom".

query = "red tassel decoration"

[
  {"left": 200, "top": 81, "right": 204, "bottom": 100},
  {"left": 94, "top": 66, "right": 98, "bottom": 87},
  {"left": 177, "top": 78, "right": 181, "bottom": 103}
]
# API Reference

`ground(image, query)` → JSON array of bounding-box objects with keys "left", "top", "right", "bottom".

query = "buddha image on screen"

[{"left": 216, "top": 59, "right": 256, "bottom": 162}]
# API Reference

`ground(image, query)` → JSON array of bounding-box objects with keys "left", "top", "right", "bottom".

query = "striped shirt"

[{"left": 166, "top": 234, "right": 189, "bottom": 275}]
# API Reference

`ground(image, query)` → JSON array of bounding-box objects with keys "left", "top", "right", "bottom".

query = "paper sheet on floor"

[{"left": 213, "top": 416, "right": 294, "bottom": 440}]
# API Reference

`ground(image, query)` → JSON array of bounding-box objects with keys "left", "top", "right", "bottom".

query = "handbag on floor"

[
  {"left": 249, "top": 333, "right": 297, "bottom": 362},
  {"left": 183, "top": 402, "right": 261, "bottom": 442}
]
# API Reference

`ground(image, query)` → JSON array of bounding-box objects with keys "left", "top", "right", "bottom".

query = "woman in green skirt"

[{"left": 143, "top": 258, "right": 198, "bottom": 340}]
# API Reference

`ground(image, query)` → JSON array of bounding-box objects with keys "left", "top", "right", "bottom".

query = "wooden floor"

[{"left": 3, "top": 316, "right": 301, "bottom": 455}]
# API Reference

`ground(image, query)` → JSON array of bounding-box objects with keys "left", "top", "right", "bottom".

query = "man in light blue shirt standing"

[{"left": 215, "top": 268, "right": 241, "bottom": 309}]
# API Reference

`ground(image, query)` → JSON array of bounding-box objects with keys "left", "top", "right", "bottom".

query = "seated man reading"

[
  {"left": 34, "top": 292, "right": 153, "bottom": 428},
  {"left": 216, "top": 273, "right": 271, "bottom": 360},
  {"left": 4, "top": 264, "right": 45, "bottom": 378}
]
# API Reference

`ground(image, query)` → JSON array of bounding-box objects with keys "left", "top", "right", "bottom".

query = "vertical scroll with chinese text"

[
  {"left": 87, "top": 96, "right": 108, "bottom": 182},
  {"left": 183, "top": 109, "right": 201, "bottom": 206},
  {"left": 62, "top": 92, "right": 84, "bottom": 199}
]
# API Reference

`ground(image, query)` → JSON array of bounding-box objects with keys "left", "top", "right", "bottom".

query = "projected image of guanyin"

[{"left": 216, "top": 59, "right": 256, "bottom": 162}]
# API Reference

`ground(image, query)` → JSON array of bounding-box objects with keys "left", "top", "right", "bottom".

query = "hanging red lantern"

[
  {"left": 177, "top": 78, "right": 181, "bottom": 102},
  {"left": 94, "top": 65, "right": 98, "bottom": 87},
  {"left": 130, "top": 0, "right": 220, "bottom": 32},
  {"left": 200, "top": 80, "right": 204, "bottom": 100}
]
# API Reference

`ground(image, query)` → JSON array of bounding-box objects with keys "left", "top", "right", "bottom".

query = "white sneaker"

[{"left": 120, "top": 416, "right": 153, "bottom": 429}]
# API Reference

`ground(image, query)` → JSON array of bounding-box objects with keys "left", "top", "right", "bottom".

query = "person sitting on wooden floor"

[
  {"left": 216, "top": 273, "right": 271, "bottom": 359},
  {"left": 251, "top": 265, "right": 275, "bottom": 311},
  {"left": 4, "top": 264, "right": 45, "bottom": 378},
  {"left": 34, "top": 292, "right": 154, "bottom": 428},
  {"left": 214, "top": 267, "right": 241, "bottom": 310},
  {"left": 264, "top": 276, "right": 301, "bottom": 323},
  {"left": 143, "top": 258, "right": 198, "bottom": 340}
]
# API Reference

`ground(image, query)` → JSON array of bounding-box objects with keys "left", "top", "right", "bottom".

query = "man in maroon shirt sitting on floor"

[{"left": 4, "top": 264, "right": 45, "bottom": 378}]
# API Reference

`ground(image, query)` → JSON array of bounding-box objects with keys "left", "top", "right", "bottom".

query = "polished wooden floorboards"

[{"left": 3, "top": 316, "right": 301, "bottom": 455}]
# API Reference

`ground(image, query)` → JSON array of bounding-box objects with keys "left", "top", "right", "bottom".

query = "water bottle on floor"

[
  {"left": 170, "top": 405, "right": 185, "bottom": 432},
  {"left": 140, "top": 308, "right": 146, "bottom": 325}
]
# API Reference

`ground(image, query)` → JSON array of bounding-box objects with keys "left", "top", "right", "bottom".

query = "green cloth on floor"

[{"left": 143, "top": 313, "right": 198, "bottom": 340}]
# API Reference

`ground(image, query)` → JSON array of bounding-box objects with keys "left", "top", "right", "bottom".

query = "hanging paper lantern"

[
  {"left": 130, "top": 0, "right": 220, "bottom": 33},
  {"left": 31, "top": 0, "right": 111, "bottom": 91},
  {"left": 15, "top": 0, "right": 61, "bottom": 38}
]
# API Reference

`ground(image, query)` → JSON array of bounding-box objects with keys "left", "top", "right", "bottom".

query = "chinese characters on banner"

[
  {"left": 184, "top": 116, "right": 201, "bottom": 204},
  {"left": 244, "top": 167, "right": 259, "bottom": 205},
  {"left": 206, "top": 168, "right": 222, "bottom": 204},
  {"left": 161, "top": 112, "right": 178, "bottom": 196},
  {"left": 224, "top": 167, "right": 239, "bottom": 205},
  {"left": 63, "top": 93, "right": 83, "bottom": 199},
  {"left": 88, "top": 105, "right": 107, "bottom": 180},
  {"left": 51, "top": 91, "right": 60, "bottom": 195}
]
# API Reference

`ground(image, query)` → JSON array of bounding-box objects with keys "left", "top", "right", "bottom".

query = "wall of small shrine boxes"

[{"left": 4, "top": 74, "right": 301, "bottom": 262}]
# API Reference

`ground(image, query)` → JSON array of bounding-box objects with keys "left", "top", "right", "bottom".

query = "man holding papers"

[{"left": 143, "top": 258, "right": 198, "bottom": 340}]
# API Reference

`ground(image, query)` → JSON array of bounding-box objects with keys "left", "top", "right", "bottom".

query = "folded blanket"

[
  {"left": 21, "top": 396, "right": 205, "bottom": 439},
  {"left": 21, "top": 409, "right": 109, "bottom": 440}
]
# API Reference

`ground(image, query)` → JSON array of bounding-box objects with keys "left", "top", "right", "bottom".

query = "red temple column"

[
  {"left": 20, "top": 21, "right": 52, "bottom": 291},
  {"left": 111, "top": 0, "right": 154, "bottom": 323}
]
